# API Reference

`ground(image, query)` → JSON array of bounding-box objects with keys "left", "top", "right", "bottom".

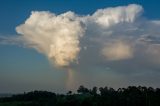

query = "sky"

[{"left": 0, "top": 0, "right": 160, "bottom": 93}]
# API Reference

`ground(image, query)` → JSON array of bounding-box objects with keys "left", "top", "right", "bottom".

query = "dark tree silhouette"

[
  {"left": 0, "top": 86, "right": 160, "bottom": 106},
  {"left": 77, "top": 85, "right": 89, "bottom": 94}
]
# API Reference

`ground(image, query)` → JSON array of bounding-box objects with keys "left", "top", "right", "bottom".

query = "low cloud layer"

[{"left": 1, "top": 4, "right": 160, "bottom": 73}]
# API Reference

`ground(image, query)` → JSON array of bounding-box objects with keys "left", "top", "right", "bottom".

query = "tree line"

[{"left": 0, "top": 86, "right": 160, "bottom": 106}]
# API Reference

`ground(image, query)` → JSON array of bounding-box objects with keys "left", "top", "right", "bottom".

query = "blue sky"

[
  {"left": 0, "top": 0, "right": 160, "bottom": 93},
  {"left": 0, "top": 0, "right": 160, "bottom": 34}
]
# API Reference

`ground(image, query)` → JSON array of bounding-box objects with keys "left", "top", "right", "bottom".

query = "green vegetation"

[{"left": 0, "top": 86, "right": 160, "bottom": 106}]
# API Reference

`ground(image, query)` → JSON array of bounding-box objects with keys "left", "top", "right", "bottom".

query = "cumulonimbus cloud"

[
  {"left": 16, "top": 11, "right": 84, "bottom": 67},
  {"left": 1, "top": 4, "right": 160, "bottom": 71}
]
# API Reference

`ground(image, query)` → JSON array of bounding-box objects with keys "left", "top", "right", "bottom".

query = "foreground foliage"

[{"left": 0, "top": 86, "right": 160, "bottom": 106}]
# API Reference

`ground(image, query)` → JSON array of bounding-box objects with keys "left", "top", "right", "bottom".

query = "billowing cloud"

[
  {"left": 92, "top": 4, "right": 142, "bottom": 27},
  {"left": 16, "top": 11, "right": 84, "bottom": 67}
]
